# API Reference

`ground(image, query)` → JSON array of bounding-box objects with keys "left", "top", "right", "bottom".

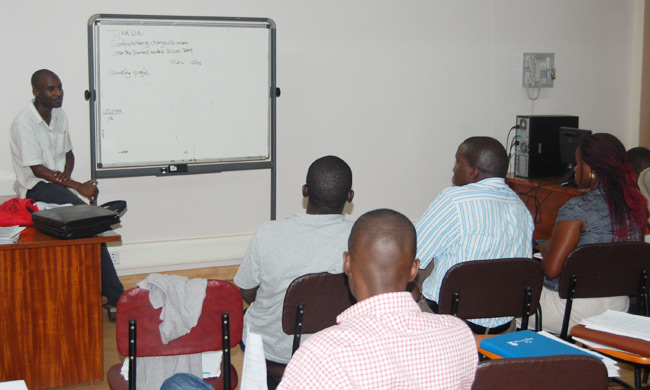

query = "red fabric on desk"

[{"left": 0, "top": 198, "right": 37, "bottom": 226}]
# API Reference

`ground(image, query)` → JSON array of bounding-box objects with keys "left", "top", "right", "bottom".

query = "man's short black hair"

[
  {"left": 627, "top": 146, "right": 650, "bottom": 176},
  {"left": 31, "top": 69, "right": 56, "bottom": 89},
  {"left": 306, "top": 156, "right": 352, "bottom": 210},
  {"left": 461, "top": 136, "right": 508, "bottom": 178},
  {"left": 348, "top": 208, "right": 415, "bottom": 255}
]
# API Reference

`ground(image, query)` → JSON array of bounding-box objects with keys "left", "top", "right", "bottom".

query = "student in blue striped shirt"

[{"left": 416, "top": 136, "right": 534, "bottom": 334}]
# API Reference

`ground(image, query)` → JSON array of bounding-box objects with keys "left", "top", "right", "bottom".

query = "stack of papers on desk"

[
  {"left": 480, "top": 330, "right": 619, "bottom": 377},
  {"left": 0, "top": 380, "right": 28, "bottom": 390},
  {"left": 0, "top": 226, "right": 25, "bottom": 244},
  {"left": 580, "top": 310, "right": 650, "bottom": 341}
]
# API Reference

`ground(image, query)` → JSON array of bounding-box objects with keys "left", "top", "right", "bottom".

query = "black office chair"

[
  {"left": 556, "top": 242, "right": 650, "bottom": 388},
  {"left": 438, "top": 258, "right": 544, "bottom": 332},
  {"left": 472, "top": 355, "right": 609, "bottom": 390},
  {"left": 282, "top": 272, "right": 356, "bottom": 356},
  {"left": 557, "top": 242, "right": 650, "bottom": 340}
]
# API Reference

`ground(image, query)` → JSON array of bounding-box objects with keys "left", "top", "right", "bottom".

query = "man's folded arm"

[{"left": 240, "top": 286, "right": 259, "bottom": 304}]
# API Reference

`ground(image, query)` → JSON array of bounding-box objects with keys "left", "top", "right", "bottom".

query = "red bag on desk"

[{"left": 0, "top": 198, "right": 39, "bottom": 226}]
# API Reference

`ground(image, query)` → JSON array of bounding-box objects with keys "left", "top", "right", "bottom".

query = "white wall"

[{"left": 0, "top": 0, "right": 644, "bottom": 272}]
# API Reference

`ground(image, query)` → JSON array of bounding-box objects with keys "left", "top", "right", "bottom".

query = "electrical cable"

[
  {"left": 526, "top": 80, "right": 541, "bottom": 101},
  {"left": 506, "top": 125, "right": 520, "bottom": 173}
]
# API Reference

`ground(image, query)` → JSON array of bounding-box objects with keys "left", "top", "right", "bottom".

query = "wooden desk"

[
  {"left": 571, "top": 324, "right": 650, "bottom": 359},
  {"left": 506, "top": 174, "right": 584, "bottom": 240},
  {"left": 0, "top": 227, "right": 120, "bottom": 389},
  {"left": 571, "top": 324, "right": 650, "bottom": 387}
]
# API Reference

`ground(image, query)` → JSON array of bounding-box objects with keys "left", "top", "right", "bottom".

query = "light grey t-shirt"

[{"left": 234, "top": 212, "right": 353, "bottom": 363}]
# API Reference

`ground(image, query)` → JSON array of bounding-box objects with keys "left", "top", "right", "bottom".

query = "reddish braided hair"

[{"left": 579, "top": 133, "right": 648, "bottom": 241}]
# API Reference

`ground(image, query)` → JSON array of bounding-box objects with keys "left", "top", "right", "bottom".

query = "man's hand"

[
  {"left": 52, "top": 170, "right": 70, "bottom": 183},
  {"left": 30, "top": 163, "right": 99, "bottom": 202},
  {"left": 76, "top": 180, "right": 99, "bottom": 202}
]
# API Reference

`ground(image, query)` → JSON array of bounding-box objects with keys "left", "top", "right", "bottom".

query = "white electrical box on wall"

[{"left": 522, "top": 53, "right": 555, "bottom": 88}]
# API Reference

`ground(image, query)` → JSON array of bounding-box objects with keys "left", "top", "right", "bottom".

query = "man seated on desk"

[
  {"left": 278, "top": 209, "right": 478, "bottom": 389},
  {"left": 416, "top": 136, "right": 534, "bottom": 334},
  {"left": 9, "top": 69, "right": 123, "bottom": 306},
  {"left": 234, "top": 155, "right": 354, "bottom": 389}
]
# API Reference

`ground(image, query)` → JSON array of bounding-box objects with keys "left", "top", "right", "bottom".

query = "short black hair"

[
  {"left": 627, "top": 146, "right": 650, "bottom": 176},
  {"left": 31, "top": 69, "right": 56, "bottom": 89},
  {"left": 306, "top": 156, "right": 352, "bottom": 210},
  {"left": 461, "top": 136, "right": 508, "bottom": 178},
  {"left": 348, "top": 208, "right": 415, "bottom": 255}
]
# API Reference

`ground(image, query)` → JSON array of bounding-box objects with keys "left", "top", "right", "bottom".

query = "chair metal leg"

[
  {"left": 292, "top": 303, "right": 304, "bottom": 356},
  {"left": 521, "top": 286, "right": 532, "bottom": 331},
  {"left": 610, "top": 376, "right": 634, "bottom": 389},
  {"left": 560, "top": 274, "right": 577, "bottom": 340},
  {"left": 450, "top": 291, "right": 460, "bottom": 316},
  {"left": 128, "top": 319, "right": 137, "bottom": 390},
  {"left": 222, "top": 313, "right": 231, "bottom": 390},
  {"left": 640, "top": 270, "right": 648, "bottom": 317}
]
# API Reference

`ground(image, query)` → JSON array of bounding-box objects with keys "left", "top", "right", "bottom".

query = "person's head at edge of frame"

[
  {"left": 452, "top": 136, "right": 508, "bottom": 187},
  {"left": 344, "top": 208, "right": 419, "bottom": 303},
  {"left": 31, "top": 69, "right": 64, "bottom": 112},
  {"left": 303, "top": 155, "right": 354, "bottom": 215},
  {"left": 626, "top": 146, "right": 650, "bottom": 177},
  {"left": 577, "top": 133, "right": 648, "bottom": 240}
]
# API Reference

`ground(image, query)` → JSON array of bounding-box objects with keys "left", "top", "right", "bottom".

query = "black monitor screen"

[{"left": 559, "top": 127, "right": 592, "bottom": 168}]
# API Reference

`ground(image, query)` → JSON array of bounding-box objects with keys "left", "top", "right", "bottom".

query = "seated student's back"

[{"left": 234, "top": 156, "right": 355, "bottom": 387}]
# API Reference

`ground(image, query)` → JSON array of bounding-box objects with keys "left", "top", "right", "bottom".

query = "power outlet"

[{"left": 109, "top": 250, "right": 120, "bottom": 265}]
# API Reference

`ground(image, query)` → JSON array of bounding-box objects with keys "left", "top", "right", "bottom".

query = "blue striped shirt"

[{"left": 416, "top": 177, "right": 534, "bottom": 328}]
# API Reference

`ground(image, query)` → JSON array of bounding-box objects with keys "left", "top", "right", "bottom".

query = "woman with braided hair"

[{"left": 535, "top": 133, "right": 648, "bottom": 334}]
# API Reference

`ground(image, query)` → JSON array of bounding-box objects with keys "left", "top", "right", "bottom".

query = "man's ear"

[
  {"left": 33, "top": 87, "right": 39, "bottom": 97},
  {"left": 343, "top": 251, "right": 352, "bottom": 276},
  {"left": 408, "top": 259, "right": 420, "bottom": 282},
  {"left": 302, "top": 184, "right": 308, "bottom": 198},
  {"left": 468, "top": 165, "right": 480, "bottom": 181},
  {"left": 347, "top": 189, "right": 354, "bottom": 203}
]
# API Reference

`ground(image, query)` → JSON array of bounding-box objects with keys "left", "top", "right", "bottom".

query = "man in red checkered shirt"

[{"left": 278, "top": 209, "right": 478, "bottom": 389}]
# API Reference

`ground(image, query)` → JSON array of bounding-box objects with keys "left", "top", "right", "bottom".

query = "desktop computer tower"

[{"left": 514, "top": 115, "right": 579, "bottom": 178}]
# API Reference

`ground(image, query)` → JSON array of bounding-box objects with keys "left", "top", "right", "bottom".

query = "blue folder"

[{"left": 480, "top": 330, "right": 595, "bottom": 358}]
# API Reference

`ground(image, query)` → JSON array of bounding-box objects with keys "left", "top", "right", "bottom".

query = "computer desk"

[
  {"left": 0, "top": 227, "right": 120, "bottom": 389},
  {"left": 505, "top": 173, "right": 585, "bottom": 240}
]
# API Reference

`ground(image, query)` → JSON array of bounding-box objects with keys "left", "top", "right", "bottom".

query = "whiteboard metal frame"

[{"left": 87, "top": 14, "right": 277, "bottom": 218}]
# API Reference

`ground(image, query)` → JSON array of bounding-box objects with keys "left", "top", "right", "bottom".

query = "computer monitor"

[{"left": 559, "top": 127, "right": 592, "bottom": 185}]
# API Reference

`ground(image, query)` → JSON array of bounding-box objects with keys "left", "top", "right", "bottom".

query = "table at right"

[{"left": 505, "top": 173, "right": 584, "bottom": 240}]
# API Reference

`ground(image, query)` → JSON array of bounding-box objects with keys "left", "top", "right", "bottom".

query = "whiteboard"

[{"left": 88, "top": 15, "right": 276, "bottom": 177}]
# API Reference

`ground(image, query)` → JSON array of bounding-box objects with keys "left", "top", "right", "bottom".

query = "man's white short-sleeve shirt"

[{"left": 10, "top": 100, "right": 72, "bottom": 198}]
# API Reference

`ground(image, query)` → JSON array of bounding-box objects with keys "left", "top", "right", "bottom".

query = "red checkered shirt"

[{"left": 278, "top": 291, "right": 478, "bottom": 389}]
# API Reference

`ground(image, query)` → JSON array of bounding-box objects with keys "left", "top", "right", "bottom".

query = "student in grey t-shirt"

[{"left": 234, "top": 155, "right": 354, "bottom": 389}]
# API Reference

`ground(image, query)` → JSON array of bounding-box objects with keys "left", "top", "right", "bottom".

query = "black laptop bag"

[{"left": 31, "top": 205, "right": 120, "bottom": 239}]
